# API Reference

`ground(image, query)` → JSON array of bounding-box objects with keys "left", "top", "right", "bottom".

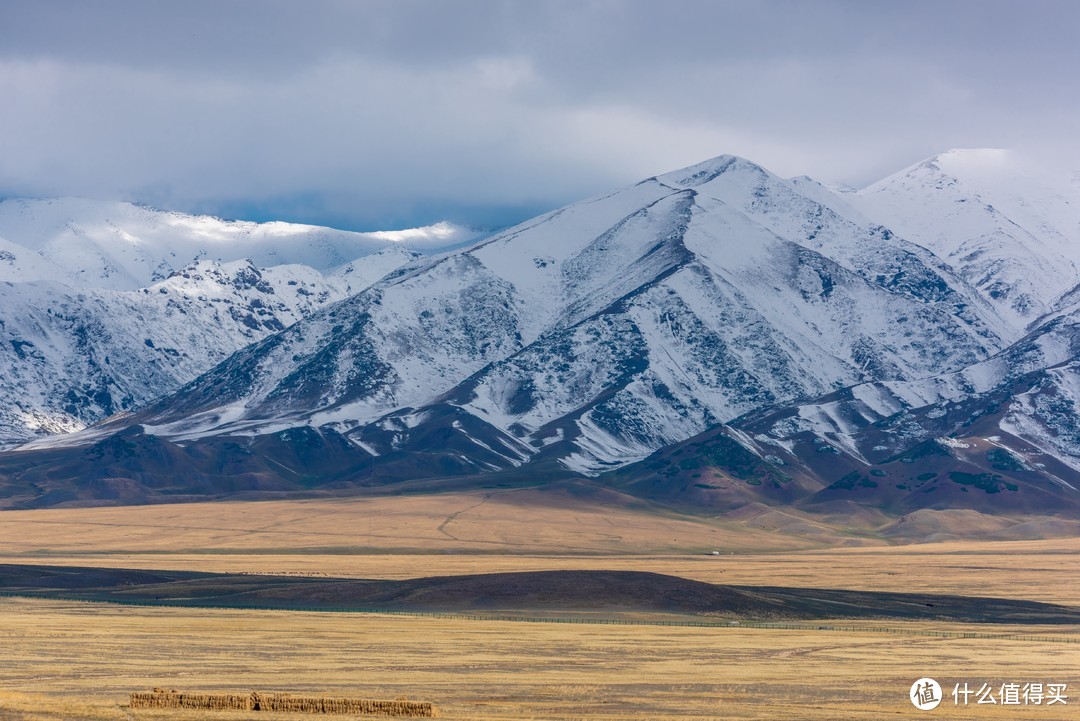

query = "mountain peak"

[
  {"left": 855, "top": 147, "right": 1080, "bottom": 329},
  {"left": 923, "top": 148, "right": 1014, "bottom": 176},
  {"left": 656, "top": 154, "right": 770, "bottom": 188},
  {"left": 864, "top": 148, "right": 1018, "bottom": 192}
]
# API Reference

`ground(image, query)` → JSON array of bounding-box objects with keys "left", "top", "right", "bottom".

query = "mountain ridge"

[
  {"left": 1, "top": 150, "right": 1078, "bottom": 527},
  {"left": 104, "top": 155, "right": 1008, "bottom": 472}
]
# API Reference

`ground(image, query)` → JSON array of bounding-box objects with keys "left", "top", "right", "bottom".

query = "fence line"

[{"left": 1, "top": 591, "right": 1076, "bottom": 644}]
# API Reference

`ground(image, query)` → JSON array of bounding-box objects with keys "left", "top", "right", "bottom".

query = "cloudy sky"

[{"left": 1, "top": 0, "right": 1077, "bottom": 231}]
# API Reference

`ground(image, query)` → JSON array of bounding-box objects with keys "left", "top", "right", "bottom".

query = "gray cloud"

[{"left": 1, "top": 0, "right": 1077, "bottom": 229}]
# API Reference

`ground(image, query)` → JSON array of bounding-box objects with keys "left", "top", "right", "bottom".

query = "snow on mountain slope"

[
  {"left": 0, "top": 247, "right": 423, "bottom": 448},
  {"left": 856, "top": 149, "right": 1080, "bottom": 329},
  {"left": 6, "top": 150, "right": 1080, "bottom": 514},
  {"left": 0, "top": 234, "right": 69, "bottom": 285},
  {"left": 452, "top": 172, "right": 1007, "bottom": 473},
  {"left": 0, "top": 196, "right": 472, "bottom": 447},
  {"left": 735, "top": 299, "right": 1080, "bottom": 482},
  {"left": 120, "top": 155, "right": 1009, "bottom": 476},
  {"left": 0, "top": 198, "right": 480, "bottom": 291},
  {"left": 693, "top": 162, "right": 1010, "bottom": 337}
]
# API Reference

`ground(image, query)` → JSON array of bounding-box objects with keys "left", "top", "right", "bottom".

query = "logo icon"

[{"left": 910, "top": 678, "right": 942, "bottom": 710}]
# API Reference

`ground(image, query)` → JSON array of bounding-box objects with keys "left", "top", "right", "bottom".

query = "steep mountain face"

[
  {"left": 612, "top": 289, "right": 1080, "bottom": 519},
  {"left": 105, "top": 156, "right": 1007, "bottom": 478},
  {"left": 645, "top": 151, "right": 1080, "bottom": 518},
  {"left": 856, "top": 149, "right": 1080, "bottom": 329},
  {"left": 716, "top": 300, "right": 1080, "bottom": 500},
  {"left": 609, "top": 153, "right": 1080, "bottom": 520}
]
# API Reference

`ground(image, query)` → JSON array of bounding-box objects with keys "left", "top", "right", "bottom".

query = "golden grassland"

[
  {"left": 0, "top": 489, "right": 840, "bottom": 556},
  {"left": 0, "top": 597, "right": 1077, "bottom": 721},
  {"left": 0, "top": 489, "right": 1078, "bottom": 605},
  {"left": 0, "top": 491, "right": 1077, "bottom": 719}
]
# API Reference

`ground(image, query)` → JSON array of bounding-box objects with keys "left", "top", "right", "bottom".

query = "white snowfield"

[{"left": 4, "top": 150, "right": 1080, "bottom": 481}]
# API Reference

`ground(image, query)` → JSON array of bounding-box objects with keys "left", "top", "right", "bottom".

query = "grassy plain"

[
  {"left": 0, "top": 597, "right": 1077, "bottom": 720},
  {"left": 0, "top": 488, "right": 839, "bottom": 555},
  {"left": 0, "top": 489, "right": 1077, "bottom": 719},
  {"left": 0, "top": 489, "right": 1077, "bottom": 604}
]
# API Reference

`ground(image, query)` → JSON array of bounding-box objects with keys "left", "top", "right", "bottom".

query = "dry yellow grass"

[
  {"left": 0, "top": 597, "right": 1075, "bottom": 720},
  {"left": 0, "top": 489, "right": 846, "bottom": 556},
  {"left": 1, "top": 492, "right": 1077, "bottom": 719},
  {"left": 0, "top": 491, "right": 1076, "bottom": 605}
]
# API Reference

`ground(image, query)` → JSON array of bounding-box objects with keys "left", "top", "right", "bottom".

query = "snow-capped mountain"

[
  {"left": 1, "top": 151, "right": 1077, "bottom": 518},
  {"left": 106, "top": 156, "right": 1006, "bottom": 474},
  {"left": 0, "top": 199, "right": 476, "bottom": 446},
  {"left": 0, "top": 250, "right": 429, "bottom": 447},
  {"left": 857, "top": 149, "right": 1080, "bottom": 330}
]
